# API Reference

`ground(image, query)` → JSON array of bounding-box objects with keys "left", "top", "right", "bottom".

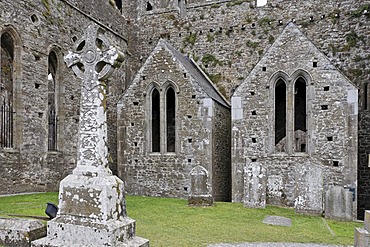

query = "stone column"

[{"left": 32, "top": 24, "right": 149, "bottom": 247}]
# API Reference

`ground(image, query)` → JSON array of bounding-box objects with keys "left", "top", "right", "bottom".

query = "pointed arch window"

[
  {"left": 294, "top": 77, "right": 307, "bottom": 152},
  {"left": 48, "top": 51, "right": 58, "bottom": 151},
  {"left": 151, "top": 88, "right": 160, "bottom": 152},
  {"left": 148, "top": 83, "right": 178, "bottom": 153},
  {"left": 272, "top": 71, "right": 309, "bottom": 154},
  {"left": 0, "top": 32, "right": 14, "bottom": 148},
  {"left": 275, "top": 79, "right": 287, "bottom": 152},
  {"left": 166, "top": 87, "right": 176, "bottom": 152}
]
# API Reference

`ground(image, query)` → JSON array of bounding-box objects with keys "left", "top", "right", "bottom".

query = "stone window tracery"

[
  {"left": 148, "top": 82, "right": 177, "bottom": 153},
  {"left": 272, "top": 71, "right": 309, "bottom": 154}
]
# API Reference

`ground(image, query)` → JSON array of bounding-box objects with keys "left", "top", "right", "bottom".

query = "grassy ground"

[{"left": 0, "top": 193, "right": 362, "bottom": 247}]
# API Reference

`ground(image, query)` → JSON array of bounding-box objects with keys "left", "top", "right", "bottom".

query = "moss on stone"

[
  {"left": 246, "top": 40, "right": 259, "bottom": 49},
  {"left": 351, "top": 4, "right": 370, "bottom": 18},
  {"left": 202, "top": 54, "right": 222, "bottom": 66}
]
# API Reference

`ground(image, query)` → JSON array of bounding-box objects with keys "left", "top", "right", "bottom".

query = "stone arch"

[
  {"left": 165, "top": 86, "right": 176, "bottom": 152},
  {"left": 0, "top": 25, "right": 22, "bottom": 149},
  {"left": 47, "top": 46, "right": 64, "bottom": 152}
]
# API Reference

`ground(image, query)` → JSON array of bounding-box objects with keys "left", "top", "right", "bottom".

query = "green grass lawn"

[{"left": 0, "top": 193, "right": 362, "bottom": 246}]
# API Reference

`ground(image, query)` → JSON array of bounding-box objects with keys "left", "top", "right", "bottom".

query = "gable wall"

[
  {"left": 231, "top": 25, "right": 357, "bottom": 215},
  {"left": 117, "top": 46, "right": 227, "bottom": 198}
]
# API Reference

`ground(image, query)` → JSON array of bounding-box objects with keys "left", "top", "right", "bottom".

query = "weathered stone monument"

[
  {"left": 325, "top": 186, "right": 353, "bottom": 221},
  {"left": 355, "top": 210, "right": 370, "bottom": 247},
  {"left": 188, "top": 165, "right": 213, "bottom": 206},
  {"left": 244, "top": 161, "right": 266, "bottom": 208},
  {"left": 32, "top": 24, "right": 149, "bottom": 247}
]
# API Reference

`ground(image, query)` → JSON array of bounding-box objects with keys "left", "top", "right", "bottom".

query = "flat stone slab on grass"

[
  {"left": 0, "top": 218, "right": 46, "bottom": 247},
  {"left": 208, "top": 243, "right": 350, "bottom": 247},
  {"left": 262, "top": 216, "right": 292, "bottom": 227}
]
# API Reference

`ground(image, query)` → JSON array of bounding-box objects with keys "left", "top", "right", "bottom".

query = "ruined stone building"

[
  {"left": 232, "top": 23, "right": 358, "bottom": 216},
  {"left": 117, "top": 39, "right": 231, "bottom": 200},
  {"left": 1, "top": 0, "right": 370, "bottom": 220}
]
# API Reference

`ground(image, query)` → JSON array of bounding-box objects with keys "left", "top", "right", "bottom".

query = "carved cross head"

[{"left": 64, "top": 24, "right": 124, "bottom": 82}]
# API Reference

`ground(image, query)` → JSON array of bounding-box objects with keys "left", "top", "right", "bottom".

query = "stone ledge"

[
  {"left": 0, "top": 218, "right": 46, "bottom": 247},
  {"left": 354, "top": 227, "right": 370, "bottom": 247}
]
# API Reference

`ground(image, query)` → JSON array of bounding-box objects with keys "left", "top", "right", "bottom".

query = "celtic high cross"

[{"left": 64, "top": 24, "right": 124, "bottom": 176}]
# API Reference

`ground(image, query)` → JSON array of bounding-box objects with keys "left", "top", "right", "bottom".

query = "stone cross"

[{"left": 64, "top": 24, "right": 124, "bottom": 176}]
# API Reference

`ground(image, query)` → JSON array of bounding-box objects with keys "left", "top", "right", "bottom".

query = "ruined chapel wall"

[
  {"left": 0, "top": 0, "right": 126, "bottom": 194},
  {"left": 117, "top": 47, "right": 215, "bottom": 198}
]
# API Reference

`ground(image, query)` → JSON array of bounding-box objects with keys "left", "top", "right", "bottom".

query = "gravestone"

[
  {"left": 243, "top": 161, "right": 266, "bottom": 208},
  {"left": 354, "top": 210, "right": 370, "bottom": 247},
  {"left": 262, "top": 216, "right": 292, "bottom": 227},
  {"left": 188, "top": 165, "right": 213, "bottom": 206},
  {"left": 325, "top": 186, "right": 353, "bottom": 221},
  {"left": 32, "top": 24, "right": 149, "bottom": 247}
]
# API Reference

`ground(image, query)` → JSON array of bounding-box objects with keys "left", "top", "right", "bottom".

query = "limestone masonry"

[{"left": 1, "top": 0, "right": 370, "bottom": 220}]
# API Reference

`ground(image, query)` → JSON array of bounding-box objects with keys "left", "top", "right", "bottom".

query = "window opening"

[
  {"left": 48, "top": 51, "right": 58, "bottom": 151},
  {"left": 146, "top": 2, "right": 153, "bottom": 11},
  {"left": 151, "top": 88, "right": 160, "bottom": 152},
  {"left": 256, "top": 0, "right": 267, "bottom": 7},
  {"left": 294, "top": 77, "right": 307, "bottom": 152},
  {"left": 166, "top": 87, "right": 176, "bottom": 152},
  {"left": 114, "top": 0, "right": 122, "bottom": 10},
  {"left": 0, "top": 32, "right": 14, "bottom": 148},
  {"left": 275, "top": 79, "right": 286, "bottom": 152}
]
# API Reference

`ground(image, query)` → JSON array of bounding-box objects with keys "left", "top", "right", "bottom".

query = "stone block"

[
  {"left": 243, "top": 161, "right": 266, "bottom": 208},
  {"left": 365, "top": 210, "right": 370, "bottom": 232},
  {"left": 354, "top": 227, "right": 370, "bottom": 247},
  {"left": 325, "top": 186, "right": 353, "bottom": 221},
  {"left": 188, "top": 165, "right": 214, "bottom": 207},
  {"left": 0, "top": 218, "right": 46, "bottom": 247},
  {"left": 294, "top": 163, "right": 323, "bottom": 215}
]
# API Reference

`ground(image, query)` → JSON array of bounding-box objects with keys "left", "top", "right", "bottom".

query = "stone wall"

[
  {"left": 0, "top": 0, "right": 126, "bottom": 193},
  {"left": 117, "top": 41, "right": 231, "bottom": 199},
  {"left": 122, "top": 0, "right": 370, "bottom": 219}
]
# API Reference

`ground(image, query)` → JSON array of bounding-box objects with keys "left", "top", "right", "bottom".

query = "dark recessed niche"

[
  {"left": 192, "top": 95, "right": 196, "bottom": 99},
  {"left": 187, "top": 115, "right": 192, "bottom": 119},
  {"left": 35, "top": 83, "right": 40, "bottom": 89},
  {"left": 250, "top": 91, "right": 255, "bottom": 95},
  {"left": 179, "top": 33, "right": 182, "bottom": 37},
  {"left": 183, "top": 73, "right": 187, "bottom": 78},
  {"left": 313, "top": 61, "right": 318, "bottom": 67},
  {"left": 333, "top": 161, "right": 339, "bottom": 167},
  {"left": 188, "top": 138, "right": 192, "bottom": 143},
  {"left": 34, "top": 54, "right": 40, "bottom": 61},
  {"left": 38, "top": 112, "right": 43, "bottom": 118},
  {"left": 266, "top": 86, "right": 270, "bottom": 89},
  {"left": 324, "top": 86, "right": 330, "bottom": 91},
  {"left": 72, "top": 36, "right": 77, "bottom": 42},
  {"left": 310, "top": 16, "right": 314, "bottom": 22},
  {"left": 188, "top": 159, "right": 192, "bottom": 162},
  {"left": 31, "top": 14, "right": 39, "bottom": 23},
  {"left": 251, "top": 23, "right": 256, "bottom": 28},
  {"left": 131, "top": 123, "right": 134, "bottom": 126},
  {"left": 252, "top": 138, "right": 257, "bottom": 143},
  {"left": 70, "top": 95, "right": 74, "bottom": 100},
  {"left": 134, "top": 142, "right": 138, "bottom": 147},
  {"left": 251, "top": 158, "right": 257, "bottom": 162},
  {"left": 252, "top": 110, "right": 257, "bottom": 115},
  {"left": 327, "top": 136, "right": 333, "bottom": 141},
  {"left": 210, "top": 28, "right": 214, "bottom": 32},
  {"left": 142, "top": 76, "right": 146, "bottom": 80},
  {"left": 184, "top": 187, "right": 188, "bottom": 191},
  {"left": 262, "top": 66, "right": 266, "bottom": 71},
  {"left": 133, "top": 102, "right": 139, "bottom": 106},
  {"left": 321, "top": 105, "right": 328, "bottom": 110},
  {"left": 321, "top": 14, "right": 326, "bottom": 19}
]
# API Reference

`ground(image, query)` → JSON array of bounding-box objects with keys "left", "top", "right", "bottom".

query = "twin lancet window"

[
  {"left": 275, "top": 76, "right": 307, "bottom": 153},
  {"left": 150, "top": 86, "right": 176, "bottom": 153}
]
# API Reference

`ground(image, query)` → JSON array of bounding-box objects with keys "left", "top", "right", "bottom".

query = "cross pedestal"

[{"left": 32, "top": 24, "right": 149, "bottom": 247}]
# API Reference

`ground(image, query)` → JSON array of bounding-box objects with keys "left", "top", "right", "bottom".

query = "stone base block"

[
  {"left": 0, "top": 218, "right": 46, "bottom": 247},
  {"left": 354, "top": 227, "right": 370, "bottom": 247},
  {"left": 188, "top": 195, "right": 213, "bottom": 207},
  {"left": 31, "top": 216, "right": 148, "bottom": 247},
  {"left": 365, "top": 210, "right": 370, "bottom": 232}
]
